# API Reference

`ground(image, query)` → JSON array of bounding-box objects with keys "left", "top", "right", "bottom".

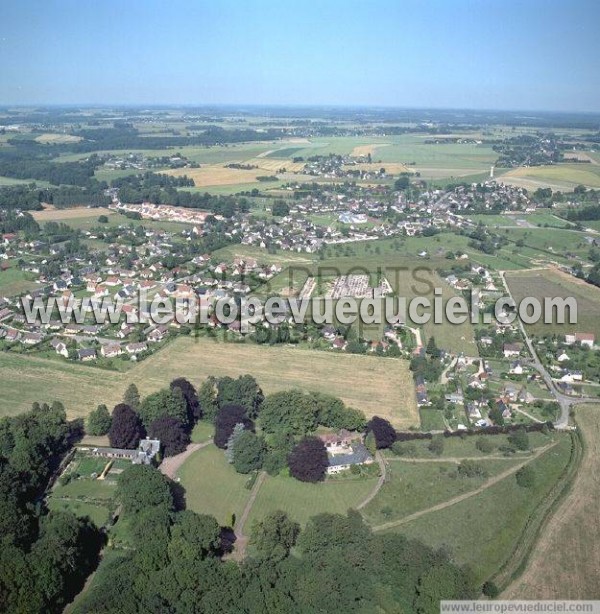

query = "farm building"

[{"left": 88, "top": 438, "right": 160, "bottom": 465}]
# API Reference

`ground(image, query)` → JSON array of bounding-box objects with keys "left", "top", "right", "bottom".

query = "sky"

[{"left": 0, "top": 0, "right": 599, "bottom": 112}]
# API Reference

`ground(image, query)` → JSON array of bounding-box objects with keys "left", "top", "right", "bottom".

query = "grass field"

[
  {"left": 362, "top": 458, "right": 523, "bottom": 527},
  {"left": 503, "top": 405, "right": 600, "bottom": 599},
  {"left": 499, "top": 164, "right": 600, "bottom": 190},
  {"left": 505, "top": 268, "right": 600, "bottom": 338},
  {"left": 177, "top": 442, "right": 378, "bottom": 527},
  {"left": 247, "top": 472, "right": 378, "bottom": 527},
  {"left": 177, "top": 444, "right": 253, "bottom": 526},
  {"left": 0, "top": 264, "right": 38, "bottom": 297},
  {"left": 0, "top": 336, "right": 419, "bottom": 428},
  {"left": 391, "top": 433, "right": 574, "bottom": 585}
]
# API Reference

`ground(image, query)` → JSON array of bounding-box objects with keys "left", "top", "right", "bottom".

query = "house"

[
  {"left": 319, "top": 429, "right": 358, "bottom": 449},
  {"left": 21, "top": 332, "right": 42, "bottom": 345},
  {"left": 50, "top": 337, "right": 69, "bottom": 358},
  {"left": 445, "top": 392, "right": 464, "bottom": 404},
  {"left": 147, "top": 325, "right": 168, "bottom": 342},
  {"left": 565, "top": 332, "right": 595, "bottom": 348},
  {"left": 78, "top": 348, "right": 97, "bottom": 362},
  {"left": 326, "top": 443, "right": 373, "bottom": 475},
  {"left": 88, "top": 438, "right": 160, "bottom": 465},
  {"left": 503, "top": 343, "right": 522, "bottom": 358},
  {"left": 556, "top": 350, "right": 570, "bottom": 363},
  {"left": 509, "top": 360, "right": 524, "bottom": 375},
  {"left": 101, "top": 343, "right": 122, "bottom": 358},
  {"left": 4, "top": 328, "right": 21, "bottom": 342},
  {"left": 125, "top": 341, "right": 147, "bottom": 355}
]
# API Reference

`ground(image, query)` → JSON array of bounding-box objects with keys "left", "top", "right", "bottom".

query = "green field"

[
  {"left": 500, "top": 163, "right": 600, "bottom": 191},
  {"left": 177, "top": 442, "right": 378, "bottom": 528},
  {"left": 361, "top": 458, "right": 523, "bottom": 527},
  {"left": 247, "top": 472, "right": 378, "bottom": 527},
  {"left": 0, "top": 265, "right": 38, "bottom": 297},
  {"left": 177, "top": 444, "right": 259, "bottom": 526},
  {"left": 390, "top": 434, "right": 574, "bottom": 585}
]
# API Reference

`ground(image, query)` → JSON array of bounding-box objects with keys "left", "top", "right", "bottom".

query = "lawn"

[
  {"left": 177, "top": 444, "right": 254, "bottom": 526},
  {"left": 390, "top": 434, "right": 574, "bottom": 585},
  {"left": 46, "top": 464, "right": 118, "bottom": 529},
  {"left": 0, "top": 336, "right": 419, "bottom": 427},
  {"left": 247, "top": 472, "right": 378, "bottom": 527}
]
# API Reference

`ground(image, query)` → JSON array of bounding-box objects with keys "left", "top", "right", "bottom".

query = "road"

[{"left": 499, "top": 271, "right": 596, "bottom": 429}]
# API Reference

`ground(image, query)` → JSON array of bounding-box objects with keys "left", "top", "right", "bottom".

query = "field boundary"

[{"left": 494, "top": 430, "right": 583, "bottom": 591}]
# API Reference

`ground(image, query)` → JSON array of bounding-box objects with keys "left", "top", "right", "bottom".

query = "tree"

[
  {"left": 260, "top": 390, "right": 318, "bottom": 436},
  {"left": 214, "top": 404, "right": 252, "bottom": 449},
  {"left": 168, "top": 510, "right": 221, "bottom": 561},
  {"left": 97, "top": 214, "right": 109, "bottom": 223},
  {"left": 508, "top": 427, "right": 529, "bottom": 451},
  {"left": 108, "top": 403, "right": 144, "bottom": 449},
  {"left": 288, "top": 437, "right": 328, "bottom": 482},
  {"left": 516, "top": 465, "right": 536, "bottom": 488},
  {"left": 367, "top": 416, "right": 396, "bottom": 449},
  {"left": 365, "top": 431, "right": 377, "bottom": 456},
  {"left": 394, "top": 174, "right": 410, "bottom": 191},
  {"left": 488, "top": 404, "right": 505, "bottom": 426},
  {"left": 87, "top": 404, "right": 111, "bottom": 436},
  {"left": 272, "top": 200, "right": 290, "bottom": 217},
  {"left": 138, "top": 387, "right": 188, "bottom": 430},
  {"left": 117, "top": 464, "right": 173, "bottom": 515},
  {"left": 198, "top": 378, "right": 219, "bottom": 422},
  {"left": 232, "top": 431, "right": 266, "bottom": 474},
  {"left": 170, "top": 378, "right": 200, "bottom": 423},
  {"left": 148, "top": 416, "right": 190, "bottom": 457},
  {"left": 225, "top": 423, "right": 246, "bottom": 463},
  {"left": 216, "top": 375, "right": 264, "bottom": 418},
  {"left": 250, "top": 511, "right": 300, "bottom": 561},
  {"left": 123, "top": 383, "right": 141, "bottom": 411}
]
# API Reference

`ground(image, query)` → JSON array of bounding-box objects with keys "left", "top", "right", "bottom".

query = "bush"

[
  {"left": 391, "top": 441, "right": 417, "bottom": 457},
  {"left": 457, "top": 460, "right": 488, "bottom": 478},
  {"left": 475, "top": 437, "right": 495, "bottom": 454},
  {"left": 428, "top": 435, "right": 445, "bottom": 456},
  {"left": 508, "top": 428, "right": 529, "bottom": 451},
  {"left": 516, "top": 465, "right": 536, "bottom": 488},
  {"left": 482, "top": 581, "right": 499, "bottom": 598}
]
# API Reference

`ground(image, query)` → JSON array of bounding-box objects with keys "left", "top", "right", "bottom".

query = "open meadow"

[
  {"left": 0, "top": 336, "right": 419, "bottom": 428},
  {"left": 390, "top": 432, "right": 576, "bottom": 586}
]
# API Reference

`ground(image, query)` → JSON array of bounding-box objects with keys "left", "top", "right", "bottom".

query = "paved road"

[{"left": 498, "top": 270, "right": 595, "bottom": 429}]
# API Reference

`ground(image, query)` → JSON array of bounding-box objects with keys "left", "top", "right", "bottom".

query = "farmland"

[
  {"left": 0, "top": 336, "right": 419, "bottom": 428},
  {"left": 499, "top": 163, "right": 600, "bottom": 191},
  {"left": 503, "top": 405, "right": 600, "bottom": 599},
  {"left": 505, "top": 268, "right": 600, "bottom": 338}
]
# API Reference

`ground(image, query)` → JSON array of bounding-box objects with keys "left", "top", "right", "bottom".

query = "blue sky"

[{"left": 0, "top": 0, "right": 598, "bottom": 111}]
